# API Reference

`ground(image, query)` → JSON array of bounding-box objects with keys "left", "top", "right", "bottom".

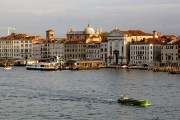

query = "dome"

[{"left": 84, "top": 24, "right": 95, "bottom": 34}]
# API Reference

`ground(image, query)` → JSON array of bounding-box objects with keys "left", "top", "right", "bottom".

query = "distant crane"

[{"left": 0, "top": 27, "right": 15, "bottom": 36}]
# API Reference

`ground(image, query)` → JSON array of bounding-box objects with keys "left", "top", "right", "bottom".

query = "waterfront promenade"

[
  {"left": 148, "top": 66, "right": 180, "bottom": 74},
  {"left": 106, "top": 64, "right": 180, "bottom": 74}
]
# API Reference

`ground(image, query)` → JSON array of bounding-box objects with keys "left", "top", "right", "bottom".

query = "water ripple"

[{"left": 0, "top": 67, "right": 179, "bottom": 120}]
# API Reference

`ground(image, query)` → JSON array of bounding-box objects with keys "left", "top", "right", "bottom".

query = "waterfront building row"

[{"left": 0, "top": 24, "right": 179, "bottom": 67}]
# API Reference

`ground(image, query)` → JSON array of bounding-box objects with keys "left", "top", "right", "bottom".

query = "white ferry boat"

[{"left": 26, "top": 62, "right": 58, "bottom": 71}]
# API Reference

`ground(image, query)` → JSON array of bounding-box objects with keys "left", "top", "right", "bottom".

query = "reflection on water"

[{"left": 0, "top": 67, "right": 180, "bottom": 120}]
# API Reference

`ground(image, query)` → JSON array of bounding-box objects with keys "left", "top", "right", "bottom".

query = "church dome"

[{"left": 84, "top": 24, "right": 95, "bottom": 34}]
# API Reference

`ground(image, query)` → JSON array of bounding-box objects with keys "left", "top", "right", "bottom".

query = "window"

[
  {"left": 105, "top": 48, "right": 107, "bottom": 52},
  {"left": 101, "top": 48, "right": 103, "bottom": 52}
]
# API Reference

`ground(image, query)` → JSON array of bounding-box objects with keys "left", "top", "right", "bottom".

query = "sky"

[{"left": 0, "top": 0, "right": 180, "bottom": 38}]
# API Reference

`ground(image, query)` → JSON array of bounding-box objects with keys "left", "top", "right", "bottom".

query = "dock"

[{"left": 148, "top": 66, "right": 180, "bottom": 74}]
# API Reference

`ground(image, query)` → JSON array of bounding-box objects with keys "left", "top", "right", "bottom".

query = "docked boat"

[
  {"left": 4, "top": 66, "right": 12, "bottom": 70},
  {"left": 118, "top": 65, "right": 128, "bottom": 69},
  {"left": 117, "top": 95, "right": 150, "bottom": 107},
  {"left": 26, "top": 62, "right": 58, "bottom": 71}
]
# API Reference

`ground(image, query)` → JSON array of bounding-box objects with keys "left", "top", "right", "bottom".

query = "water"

[{"left": 0, "top": 67, "right": 179, "bottom": 120}]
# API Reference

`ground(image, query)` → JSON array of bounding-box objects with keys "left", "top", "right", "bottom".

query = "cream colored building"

[
  {"left": 0, "top": 33, "right": 42, "bottom": 65},
  {"left": 130, "top": 41, "right": 161, "bottom": 66},
  {"left": 107, "top": 28, "right": 155, "bottom": 65},
  {"left": 161, "top": 40, "right": 180, "bottom": 67},
  {"left": 66, "top": 24, "right": 102, "bottom": 44}
]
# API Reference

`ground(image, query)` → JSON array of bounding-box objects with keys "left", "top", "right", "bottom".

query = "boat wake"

[{"left": 49, "top": 94, "right": 117, "bottom": 105}]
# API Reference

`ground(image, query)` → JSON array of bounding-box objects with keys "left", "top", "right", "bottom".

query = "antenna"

[{"left": 0, "top": 27, "right": 16, "bottom": 35}]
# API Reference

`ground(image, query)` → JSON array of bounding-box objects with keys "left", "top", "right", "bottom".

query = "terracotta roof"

[
  {"left": 0, "top": 33, "right": 42, "bottom": 40},
  {"left": 64, "top": 40, "right": 85, "bottom": 44},
  {"left": 168, "top": 39, "right": 180, "bottom": 45},
  {"left": 131, "top": 38, "right": 164, "bottom": 44},
  {"left": 161, "top": 35, "right": 176, "bottom": 40},
  {"left": 86, "top": 41, "right": 101, "bottom": 44},
  {"left": 114, "top": 29, "right": 153, "bottom": 36},
  {"left": 46, "top": 29, "right": 54, "bottom": 32},
  {"left": 43, "top": 38, "right": 67, "bottom": 44},
  {"left": 162, "top": 35, "right": 176, "bottom": 37},
  {"left": 90, "top": 35, "right": 99, "bottom": 38}
]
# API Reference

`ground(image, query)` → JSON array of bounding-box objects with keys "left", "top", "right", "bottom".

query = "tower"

[{"left": 46, "top": 29, "right": 54, "bottom": 41}]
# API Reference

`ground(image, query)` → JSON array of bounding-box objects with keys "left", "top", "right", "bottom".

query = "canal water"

[{"left": 0, "top": 67, "right": 179, "bottom": 120}]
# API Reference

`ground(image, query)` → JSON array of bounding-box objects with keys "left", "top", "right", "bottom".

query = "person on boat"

[{"left": 121, "top": 95, "right": 129, "bottom": 100}]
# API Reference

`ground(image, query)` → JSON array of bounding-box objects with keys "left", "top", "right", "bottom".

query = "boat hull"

[
  {"left": 26, "top": 67, "right": 57, "bottom": 71},
  {"left": 118, "top": 65, "right": 128, "bottom": 69},
  {"left": 4, "top": 66, "right": 12, "bottom": 70},
  {"left": 117, "top": 99, "right": 150, "bottom": 106}
]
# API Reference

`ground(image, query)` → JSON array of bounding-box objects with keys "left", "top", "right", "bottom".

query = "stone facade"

[
  {"left": 161, "top": 40, "right": 180, "bottom": 67},
  {"left": 0, "top": 33, "right": 42, "bottom": 65},
  {"left": 107, "top": 28, "right": 154, "bottom": 65}
]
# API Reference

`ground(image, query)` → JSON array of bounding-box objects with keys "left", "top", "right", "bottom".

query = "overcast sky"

[{"left": 0, "top": 0, "right": 180, "bottom": 38}]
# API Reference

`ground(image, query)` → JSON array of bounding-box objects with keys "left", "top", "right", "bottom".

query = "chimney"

[{"left": 153, "top": 30, "right": 158, "bottom": 38}]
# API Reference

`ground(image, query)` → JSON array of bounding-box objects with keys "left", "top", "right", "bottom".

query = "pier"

[{"left": 148, "top": 66, "right": 180, "bottom": 74}]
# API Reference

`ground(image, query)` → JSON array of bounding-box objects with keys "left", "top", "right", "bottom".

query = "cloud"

[{"left": 0, "top": 0, "right": 180, "bottom": 37}]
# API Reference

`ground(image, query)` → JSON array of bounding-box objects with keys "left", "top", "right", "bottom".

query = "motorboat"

[
  {"left": 4, "top": 66, "right": 12, "bottom": 70},
  {"left": 117, "top": 95, "right": 150, "bottom": 107},
  {"left": 26, "top": 62, "right": 58, "bottom": 71}
]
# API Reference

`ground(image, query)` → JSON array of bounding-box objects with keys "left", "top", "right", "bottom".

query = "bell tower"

[{"left": 46, "top": 29, "right": 54, "bottom": 41}]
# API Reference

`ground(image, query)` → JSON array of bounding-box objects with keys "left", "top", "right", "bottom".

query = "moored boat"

[
  {"left": 118, "top": 65, "right": 128, "bottom": 69},
  {"left": 117, "top": 95, "right": 150, "bottom": 107},
  {"left": 26, "top": 62, "right": 58, "bottom": 71},
  {"left": 4, "top": 66, "right": 12, "bottom": 70}
]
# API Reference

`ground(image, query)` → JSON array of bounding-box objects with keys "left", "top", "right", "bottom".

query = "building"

[
  {"left": 86, "top": 43, "right": 101, "bottom": 60},
  {"left": 49, "top": 39, "right": 65, "bottom": 60},
  {"left": 64, "top": 41, "right": 86, "bottom": 60},
  {"left": 130, "top": 39, "right": 162, "bottom": 66},
  {"left": 33, "top": 39, "right": 43, "bottom": 61},
  {"left": 161, "top": 39, "right": 180, "bottom": 67},
  {"left": 107, "top": 27, "right": 154, "bottom": 65},
  {"left": 66, "top": 24, "right": 102, "bottom": 44},
  {"left": 41, "top": 30, "right": 66, "bottom": 60},
  {"left": 100, "top": 41, "right": 108, "bottom": 64},
  {"left": 0, "top": 33, "right": 42, "bottom": 65}
]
